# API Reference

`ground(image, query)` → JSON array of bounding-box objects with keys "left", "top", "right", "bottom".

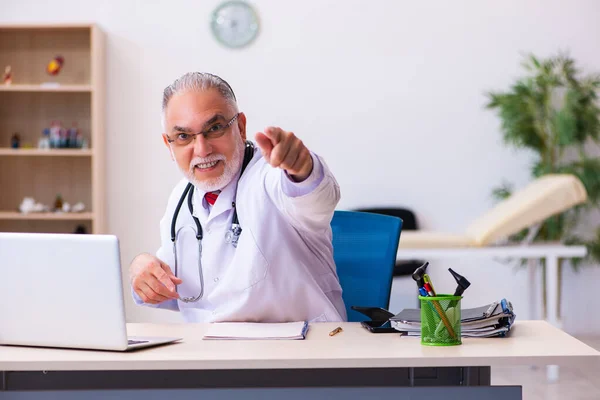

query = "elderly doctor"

[{"left": 129, "top": 72, "right": 347, "bottom": 323}]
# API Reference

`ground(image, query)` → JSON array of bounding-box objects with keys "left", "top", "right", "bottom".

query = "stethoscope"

[{"left": 170, "top": 141, "right": 255, "bottom": 303}]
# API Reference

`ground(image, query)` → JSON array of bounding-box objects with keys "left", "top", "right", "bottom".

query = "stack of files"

[
  {"left": 390, "top": 299, "right": 516, "bottom": 338},
  {"left": 203, "top": 321, "right": 309, "bottom": 340}
]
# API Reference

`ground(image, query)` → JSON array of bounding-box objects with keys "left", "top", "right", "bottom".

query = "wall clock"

[{"left": 211, "top": 1, "right": 260, "bottom": 49}]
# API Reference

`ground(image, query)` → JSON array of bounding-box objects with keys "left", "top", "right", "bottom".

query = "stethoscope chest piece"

[{"left": 224, "top": 223, "right": 243, "bottom": 247}]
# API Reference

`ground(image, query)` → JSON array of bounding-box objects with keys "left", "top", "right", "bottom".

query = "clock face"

[{"left": 211, "top": 1, "right": 260, "bottom": 49}]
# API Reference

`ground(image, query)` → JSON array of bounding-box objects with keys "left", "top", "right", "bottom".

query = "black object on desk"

[
  {"left": 360, "top": 320, "right": 398, "bottom": 333},
  {"left": 351, "top": 306, "right": 394, "bottom": 321},
  {"left": 448, "top": 267, "right": 470, "bottom": 308},
  {"left": 449, "top": 268, "right": 470, "bottom": 296},
  {"left": 411, "top": 261, "right": 429, "bottom": 289},
  {"left": 351, "top": 306, "right": 398, "bottom": 334}
]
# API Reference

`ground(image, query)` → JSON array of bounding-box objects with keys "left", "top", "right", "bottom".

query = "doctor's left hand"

[{"left": 255, "top": 127, "right": 314, "bottom": 182}]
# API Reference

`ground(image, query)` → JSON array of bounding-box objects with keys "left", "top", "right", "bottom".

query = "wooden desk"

[{"left": 1, "top": 321, "right": 598, "bottom": 400}]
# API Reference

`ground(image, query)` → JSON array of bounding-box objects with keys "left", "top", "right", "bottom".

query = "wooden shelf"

[
  {"left": 0, "top": 148, "right": 93, "bottom": 156},
  {"left": 0, "top": 84, "right": 92, "bottom": 93},
  {"left": 0, "top": 211, "right": 94, "bottom": 221},
  {"left": 0, "top": 24, "right": 105, "bottom": 234}
]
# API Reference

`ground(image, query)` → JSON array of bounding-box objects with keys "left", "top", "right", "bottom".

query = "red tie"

[{"left": 204, "top": 191, "right": 220, "bottom": 205}]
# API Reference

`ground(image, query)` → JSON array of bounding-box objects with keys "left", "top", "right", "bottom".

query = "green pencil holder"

[{"left": 419, "top": 295, "right": 462, "bottom": 346}]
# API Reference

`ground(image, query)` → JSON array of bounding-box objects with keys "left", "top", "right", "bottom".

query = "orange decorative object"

[
  {"left": 2, "top": 65, "right": 12, "bottom": 85},
  {"left": 46, "top": 56, "right": 64, "bottom": 76}
]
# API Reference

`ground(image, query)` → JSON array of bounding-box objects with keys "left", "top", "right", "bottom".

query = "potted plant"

[{"left": 485, "top": 52, "right": 600, "bottom": 318}]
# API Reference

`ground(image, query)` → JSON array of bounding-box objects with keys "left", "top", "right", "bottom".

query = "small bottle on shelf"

[
  {"left": 58, "top": 122, "right": 67, "bottom": 148},
  {"left": 53, "top": 194, "right": 64, "bottom": 212},
  {"left": 10, "top": 132, "right": 21, "bottom": 149},
  {"left": 49, "top": 121, "right": 60, "bottom": 149},
  {"left": 67, "top": 123, "right": 79, "bottom": 149},
  {"left": 38, "top": 128, "right": 50, "bottom": 149}
]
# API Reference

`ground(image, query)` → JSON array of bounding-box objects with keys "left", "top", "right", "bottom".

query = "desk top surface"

[{"left": 1, "top": 321, "right": 598, "bottom": 371}]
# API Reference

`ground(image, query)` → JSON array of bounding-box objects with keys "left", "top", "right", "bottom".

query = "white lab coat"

[{"left": 133, "top": 144, "right": 347, "bottom": 323}]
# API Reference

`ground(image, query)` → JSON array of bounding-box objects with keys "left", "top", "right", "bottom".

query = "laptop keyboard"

[{"left": 128, "top": 339, "right": 149, "bottom": 345}]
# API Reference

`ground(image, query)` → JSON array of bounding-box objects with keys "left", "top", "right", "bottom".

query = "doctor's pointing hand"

[
  {"left": 255, "top": 127, "right": 314, "bottom": 183},
  {"left": 129, "top": 72, "right": 346, "bottom": 323}
]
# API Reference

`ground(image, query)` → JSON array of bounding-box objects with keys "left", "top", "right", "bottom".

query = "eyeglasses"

[{"left": 166, "top": 113, "right": 240, "bottom": 147}]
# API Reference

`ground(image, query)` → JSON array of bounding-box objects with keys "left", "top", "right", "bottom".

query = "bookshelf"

[{"left": 0, "top": 24, "right": 105, "bottom": 234}]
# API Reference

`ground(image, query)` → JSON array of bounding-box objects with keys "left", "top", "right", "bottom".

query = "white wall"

[{"left": 4, "top": 0, "right": 600, "bottom": 334}]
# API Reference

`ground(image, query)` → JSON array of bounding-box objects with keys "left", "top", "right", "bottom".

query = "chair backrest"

[
  {"left": 355, "top": 207, "right": 418, "bottom": 230},
  {"left": 331, "top": 210, "right": 403, "bottom": 322},
  {"left": 354, "top": 207, "right": 422, "bottom": 277}
]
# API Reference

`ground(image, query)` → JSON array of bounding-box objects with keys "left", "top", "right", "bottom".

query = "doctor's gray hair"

[{"left": 161, "top": 72, "right": 238, "bottom": 130}]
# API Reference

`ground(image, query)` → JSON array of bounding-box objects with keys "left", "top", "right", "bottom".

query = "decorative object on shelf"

[
  {"left": 71, "top": 202, "right": 85, "bottom": 213},
  {"left": 46, "top": 55, "right": 64, "bottom": 76},
  {"left": 73, "top": 225, "right": 88, "bottom": 234},
  {"left": 18, "top": 197, "right": 86, "bottom": 214},
  {"left": 67, "top": 122, "right": 84, "bottom": 148},
  {"left": 41, "top": 121, "right": 85, "bottom": 149},
  {"left": 49, "top": 121, "right": 61, "bottom": 148},
  {"left": 19, "top": 197, "right": 50, "bottom": 214},
  {"left": 67, "top": 123, "right": 77, "bottom": 148},
  {"left": 53, "top": 194, "right": 64, "bottom": 212},
  {"left": 211, "top": 0, "right": 260, "bottom": 49},
  {"left": 2, "top": 65, "right": 12, "bottom": 85},
  {"left": 10, "top": 133, "right": 20, "bottom": 149},
  {"left": 38, "top": 128, "right": 51, "bottom": 149}
]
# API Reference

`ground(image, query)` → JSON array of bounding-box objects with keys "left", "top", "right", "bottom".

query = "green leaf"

[
  {"left": 531, "top": 160, "right": 547, "bottom": 177},
  {"left": 589, "top": 227, "right": 600, "bottom": 263},
  {"left": 521, "top": 53, "right": 541, "bottom": 72},
  {"left": 564, "top": 235, "right": 586, "bottom": 270},
  {"left": 492, "top": 182, "right": 513, "bottom": 201},
  {"left": 558, "top": 159, "right": 600, "bottom": 204},
  {"left": 553, "top": 106, "right": 577, "bottom": 146}
]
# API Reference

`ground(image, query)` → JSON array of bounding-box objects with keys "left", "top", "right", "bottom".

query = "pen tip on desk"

[{"left": 329, "top": 327, "right": 343, "bottom": 336}]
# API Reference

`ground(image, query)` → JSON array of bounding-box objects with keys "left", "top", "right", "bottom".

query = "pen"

[
  {"left": 484, "top": 301, "right": 498, "bottom": 318},
  {"left": 423, "top": 274, "right": 437, "bottom": 296},
  {"left": 423, "top": 282, "right": 434, "bottom": 296},
  {"left": 430, "top": 300, "right": 457, "bottom": 339},
  {"left": 329, "top": 326, "right": 343, "bottom": 336}
]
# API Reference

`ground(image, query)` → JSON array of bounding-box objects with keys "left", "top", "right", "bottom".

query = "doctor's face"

[{"left": 163, "top": 89, "right": 247, "bottom": 192}]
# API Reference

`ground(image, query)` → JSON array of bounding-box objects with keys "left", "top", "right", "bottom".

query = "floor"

[{"left": 491, "top": 337, "right": 600, "bottom": 400}]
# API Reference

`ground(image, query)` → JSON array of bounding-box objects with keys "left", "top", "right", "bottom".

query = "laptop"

[{"left": 0, "top": 232, "right": 181, "bottom": 351}]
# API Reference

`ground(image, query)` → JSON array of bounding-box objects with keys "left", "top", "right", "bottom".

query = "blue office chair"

[{"left": 331, "top": 210, "right": 403, "bottom": 322}]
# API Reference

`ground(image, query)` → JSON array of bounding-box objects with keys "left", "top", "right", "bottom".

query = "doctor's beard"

[{"left": 185, "top": 138, "right": 245, "bottom": 192}]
